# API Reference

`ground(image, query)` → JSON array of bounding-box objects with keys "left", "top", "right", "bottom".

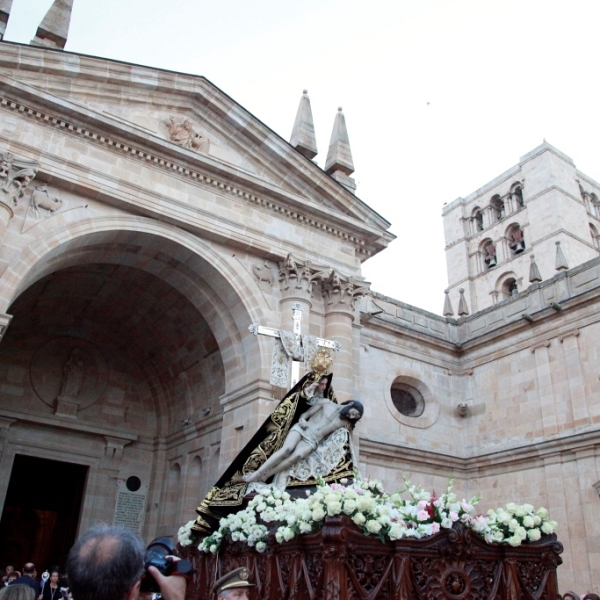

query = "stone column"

[
  {"left": 278, "top": 254, "right": 313, "bottom": 335},
  {"left": 321, "top": 271, "right": 364, "bottom": 402}
]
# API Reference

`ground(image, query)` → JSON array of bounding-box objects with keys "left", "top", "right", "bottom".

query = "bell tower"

[{"left": 442, "top": 142, "right": 600, "bottom": 314}]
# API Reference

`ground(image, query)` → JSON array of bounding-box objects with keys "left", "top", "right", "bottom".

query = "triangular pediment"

[{"left": 0, "top": 42, "right": 394, "bottom": 256}]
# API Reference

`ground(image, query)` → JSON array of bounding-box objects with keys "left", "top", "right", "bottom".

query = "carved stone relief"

[
  {"left": 0, "top": 151, "right": 39, "bottom": 208},
  {"left": 30, "top": 337, "right": 108, "bottom": 416},
  {"left": 252, "top": 260, "right": 274, "bottom": 286},
  {"left": 29, "top": 185, "right": 63, "bottom": 217},
  {"left": 21, "top": 184, "right": 87, "bottom": 233},
  {"left": 166, "top": 116, "right": 209, "bottom": 153}
]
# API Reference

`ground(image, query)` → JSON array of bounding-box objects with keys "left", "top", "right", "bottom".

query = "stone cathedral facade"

[{"left": 0, "top": 3, "right": 599, "bottom": 594}]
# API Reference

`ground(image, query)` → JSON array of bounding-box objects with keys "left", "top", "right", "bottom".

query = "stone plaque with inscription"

[{"left": 113, "top": 478, "right": 148, "bottom": 533}]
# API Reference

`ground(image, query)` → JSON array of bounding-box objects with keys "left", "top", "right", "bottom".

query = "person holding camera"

[{"left": 67, "top": 525, "right": 188, "bottom": 600}]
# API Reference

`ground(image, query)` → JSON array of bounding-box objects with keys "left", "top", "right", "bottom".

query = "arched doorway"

[{"left": 0, "top": 220, "right": 266, "bottom": 544}]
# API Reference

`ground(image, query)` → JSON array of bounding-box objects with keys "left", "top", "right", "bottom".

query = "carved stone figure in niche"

[
  {"left": 509, "top": 227, "right": 525, "bottom": 254},
  {"left": 167, "top": 117, "right": 206, "bottom": 151},
  {"left": 59, "top": 348, "right": 84, "bottom": 398},
  {"left": 483, "top": 242, "right": 497, "bottom": 267},
  {"left": 0, "top": 152, "right": 39, "bottom": 207},
  {"left": 30, "top": 185, "right": 63, "bottom": 218}
]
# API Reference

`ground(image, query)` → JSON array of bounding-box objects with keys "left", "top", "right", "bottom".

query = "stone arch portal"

[
  {"left": 0, "top": 216, "right": 275, "bottom": 539},
  {"left": 0, "top": 216, "right": 266, "bottom": 409}
]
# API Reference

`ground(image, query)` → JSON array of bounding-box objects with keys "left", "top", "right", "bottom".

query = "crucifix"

[{"left": 249, "top": 302, "right": 340, "bottom": 387}]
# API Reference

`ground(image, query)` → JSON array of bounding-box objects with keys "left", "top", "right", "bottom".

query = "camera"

[{"left": 139, "top": 536, "right": 194, "bottom": 594}]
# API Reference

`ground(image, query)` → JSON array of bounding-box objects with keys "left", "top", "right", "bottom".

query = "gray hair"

[
  {"left": 67, "top": 524, "right": 145, "bottom": 600},
  {"left": 0, "top": 585, "right": 35, "bottom": 600}
]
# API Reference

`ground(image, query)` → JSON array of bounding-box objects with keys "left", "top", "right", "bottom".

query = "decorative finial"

[
  {"left": 30, "top": 0, "right": 74, "bottom": 49},
  {"left": 555, "top": 241, "right": 569, "bottom": 271},
  {"left": 0, "top": 0, "right": 13, "bottom": 41},
  {"left": 443, "top": 289, "right": 454, "bottom": 317},
  {"left": 529, "top": 254, "right": 542, "bottom": 283},
  {"left": 325, "top": 106, "right": 356, "bottom": 193},
  {"left": 457, "top": 288, "right": 469, "bottom": 316},
  {"left": 290, "top": 90, "right": 318, "bottom": 160}
]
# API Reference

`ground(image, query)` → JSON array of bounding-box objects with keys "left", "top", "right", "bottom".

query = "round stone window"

[{"left": 391, "top": 383, "right": 425, "bottom": 417}]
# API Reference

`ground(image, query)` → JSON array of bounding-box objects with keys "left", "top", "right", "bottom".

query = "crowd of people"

[{"left": 0, "top": 525, "right": 253, "bottom": 600}]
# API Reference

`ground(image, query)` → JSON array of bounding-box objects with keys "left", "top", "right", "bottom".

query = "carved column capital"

[
  {"left": 278, "top": 253, "right": 326, "bottom": 301},
  {"left": 320, "top": 270, "right": 370, "bottom": 314}
]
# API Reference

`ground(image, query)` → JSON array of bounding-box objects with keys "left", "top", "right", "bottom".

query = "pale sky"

[{"left": 4, "top": 0, "right": 600, "bottom": 314}]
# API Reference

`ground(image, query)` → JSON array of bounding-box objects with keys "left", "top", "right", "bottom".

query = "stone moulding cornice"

[
  {"left": 0, "top": 69, "right": 394, "bottom": 258},
  {"left": 0, "top": 43, "right": 392, "bottom": 231},
  {"left": 361, "top": 318, "right": 458, "bottom": 354},
  {"left": 0, "top": 92, "right": 389, "bottom": 260},
  {"left": 360, "top": 427, "right": 600, "bottom": 473},
  {"left": 0, "top": 406, "right": 138, "bottom": 444}
]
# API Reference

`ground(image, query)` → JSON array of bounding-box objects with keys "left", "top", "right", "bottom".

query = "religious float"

[
  {"left": 179, "top": 350, "right": 569, "bottom": 599},
  {"left": 179, "top": 477, "right": 564, "bottom": 600}
]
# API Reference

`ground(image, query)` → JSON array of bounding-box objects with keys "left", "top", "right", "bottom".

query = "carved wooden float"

[{"left": 183, "top": 516, "right": 563, "bottom": 600}]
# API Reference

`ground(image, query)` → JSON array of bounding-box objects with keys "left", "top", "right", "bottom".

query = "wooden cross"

[{"left": 249, "top": 302, "right": 340, "bottom": 387}]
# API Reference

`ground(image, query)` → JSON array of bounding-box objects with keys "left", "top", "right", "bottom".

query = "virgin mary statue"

[{"left": 193, "top": 349, "right": 358, "bottom": 536}]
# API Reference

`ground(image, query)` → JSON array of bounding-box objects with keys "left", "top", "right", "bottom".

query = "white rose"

[
  {"left": 522, "top": 515, "right": 534, "bottom": 528},
  {"left": 256, "top": 541, "right": 267, "bottom": 552},
  {"left": 536, "top": 507, "right": 549, "bottom": 520},
  {"left": 388, "top": 523, "right": 406, "bottom": 540},
  {"left": 352, "top": 512, "right": 366, "bottom": 526},
  {"left": 515, "top": 505, "right": 528, "bottom": 518},
  {"left": 366, "top": 519, "right": 382, "bottom": 534},
  {"left": 299, "top": 521, "right": 313, "bottom": 534},
  {"left": 541, "top": 521, "right": 554, "bottom": 534},
  {"left": 312, "top": 506, "right": 326, "bottom": 521},
  {"left": 326, "top": 500, "right": 342, "bottom": 516},
  {"left": 343, "top": 499, "right": 357, "bottom": 514},
  {"left": 527, "top": 528, "right": 542, "bottom": 541}
]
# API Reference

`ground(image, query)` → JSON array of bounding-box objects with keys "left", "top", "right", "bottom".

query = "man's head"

[
  {"left": 0, "top": 584, "right": 35, "bottom": 600},
  {"left": 212, "top": 567, "right": 254, "bottom": 600},
  {"left": 67, "top": 524, "right": 145, "bottom": 600},
  {"left": 21, "top": 564, "right": 35, "bottom": 578},
  {"left": 5, "top": 566, "right": 14, "bottom": 575},
  {"left": 340, "top": 400, "right": 364, "bottom": 428}
]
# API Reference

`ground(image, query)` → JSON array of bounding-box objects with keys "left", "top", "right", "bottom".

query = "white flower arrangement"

[
  {"left": 486, "top": 503, "right": 558, "bottom": 547},
  {"left": 183, "top": 476, "right": 557, "bottom": 554},
  {"left": 177, "top": 520, "right": 195, "bottom": 547}
]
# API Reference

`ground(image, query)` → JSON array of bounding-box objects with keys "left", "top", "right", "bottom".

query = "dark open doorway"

[{"left": 0, "top": 455, "right": 88, "bottom": 571}]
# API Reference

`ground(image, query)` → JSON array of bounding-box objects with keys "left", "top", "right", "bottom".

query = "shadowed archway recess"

[
  {"left": 0, "top": 222, "right": 267, "bottom": 400},
  {"left": 3, "top": 261, "right": 224, "bottom": 436}
]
